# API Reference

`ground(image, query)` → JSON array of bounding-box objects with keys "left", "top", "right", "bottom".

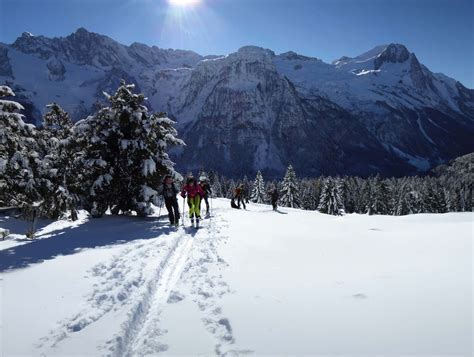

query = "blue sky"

[{"left": 1, "top": 0, "right": 472, "bottom": 87}]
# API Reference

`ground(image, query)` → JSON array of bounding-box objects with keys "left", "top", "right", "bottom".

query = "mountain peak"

[
  {"left": 76, "top": 27, "right": 89, "bottom": 33},
  {"left": 21, "top": 31, "right": 35, "bottom": 38},
  {"left": 236, "top": 46, "right": 275, "bottom": 60},
  {"left": 279, "top": 51, "right": 315, "bottom": 61},
  {"left": 379, "top": 43, "right": 410, "bottom": 60},
  {"left": 67, "top": 27, "right": 101, "bottom": 41},
  {"left": 74, "top": 27, "right": 94, "bottom": 36},
  {"left": 374, "top": 43, "right": 410, "bottom": 69}
]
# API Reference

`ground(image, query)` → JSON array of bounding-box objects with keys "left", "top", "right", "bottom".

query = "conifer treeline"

[{"left": 205, "top": 163, "right": 472, "bottom": 216}]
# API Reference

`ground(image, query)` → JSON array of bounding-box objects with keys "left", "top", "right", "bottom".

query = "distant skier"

[
  {"left": 181, "top": 176, "right": 205, "bottom": 228},
  {"left": 244, "top": 184, "right": 250, "bottom": 204},
  {"left": 198, "top": 176, "right": 212, "bottom": 217},
  {"left": 158, "top": 175, "right": 181, "bottom": 227},
  {"left": 268, "top": 186, "right": 279, "bottom": 211},
  {"left": 234, "top": 184, "right": 246, "bottom": 209}
]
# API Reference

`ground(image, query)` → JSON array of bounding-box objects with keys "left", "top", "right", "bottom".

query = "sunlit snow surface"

[{"left": 1, "top": 199, "right": 472, "bottom": 356}]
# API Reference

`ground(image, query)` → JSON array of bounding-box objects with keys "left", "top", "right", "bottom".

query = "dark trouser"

[
  {"left": 200, "top": 194, "right": 210, "bottom": 214},
  {"left": 165, "top": 197, "right": 180, "bottom": 224},
  {"left": 271, "top": 200, "right": 277, "bottom": 211},
  {"left": 237, "top": 196, "right": 246, "bottom": 209}
]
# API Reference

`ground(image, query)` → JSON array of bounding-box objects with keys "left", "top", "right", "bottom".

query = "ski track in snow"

[
  {"left": 108, "top": 212, "right": 250, "bottom": 356},
  {"left": 171, "top": 215, "right": 252, "bottom": 356},
  {"left": 38, "top": 206, "right": 248, "bottom": 356},
  {"left": 37, "top": 235, "right": 172, "bottom": 349},
  {"left": 107, "top": 231, "right": 194, "bottom": 356}
]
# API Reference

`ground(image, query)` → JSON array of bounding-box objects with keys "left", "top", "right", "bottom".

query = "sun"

[{"left": 168, "top": 0, "right": 201, "bottom": 7}]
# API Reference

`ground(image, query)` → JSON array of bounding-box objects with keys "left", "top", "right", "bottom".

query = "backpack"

[
  {"left": 162, "top": 182, "right": 178, "bottom": 198},
  {"left": 234, "top": 187, "right": 242, "bottom": 197}
]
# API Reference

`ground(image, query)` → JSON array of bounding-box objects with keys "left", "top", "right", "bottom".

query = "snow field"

[{"left": 1, "top": 199, "right": 472, "bottom": 356}]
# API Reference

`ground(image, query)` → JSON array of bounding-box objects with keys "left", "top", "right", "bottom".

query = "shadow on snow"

[{"left": 0, "top": 214, "right": 173, "bottom": 273}]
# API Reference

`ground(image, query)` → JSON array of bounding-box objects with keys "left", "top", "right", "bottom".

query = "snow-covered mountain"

[{"left": 1, "top": 29, "right": 473, "bottom": 177}]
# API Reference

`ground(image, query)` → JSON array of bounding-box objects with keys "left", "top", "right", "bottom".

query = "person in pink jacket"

[{"left": 181, "top": 176, "right": 205, "bottom": 227}]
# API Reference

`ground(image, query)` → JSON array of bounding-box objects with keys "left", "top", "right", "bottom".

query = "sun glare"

[{"left": 168, "top": 0, "right": 201, "bottom": 7}]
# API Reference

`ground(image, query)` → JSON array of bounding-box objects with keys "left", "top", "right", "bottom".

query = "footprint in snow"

[
  {"left": 352, "top": 293, "right": 368, "bottom": 299},
  {"left": 167, "top": 291, "right": 185, "bottom": 304}
]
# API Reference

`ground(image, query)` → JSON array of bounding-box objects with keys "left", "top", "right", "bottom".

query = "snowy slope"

[{"left": 1, "top": 199, "right": 472, "bottom": 356}]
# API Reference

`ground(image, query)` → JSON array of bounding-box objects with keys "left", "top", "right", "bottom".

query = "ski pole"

[
  {"left": 182, "top": 196, "right": 186, "bottom": 226},
  {"left": 158, "top": 197, "right": 163, "bottom": 219},
  {"left": 210, "top": 195, "right": 213, "bottom": 219}
]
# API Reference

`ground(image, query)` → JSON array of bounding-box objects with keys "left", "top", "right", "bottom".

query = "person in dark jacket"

[
  {"left": 158, "top": 175, "right": 181, "bottom": 226},
  {"left": 268, "top": 186, "right": 279, "bottom": 211},
  {"left": 199, "top": 176, "right": 212, "bottom": 217},
  {"left": 234, "top": 184, "right": 246, "bottom": 209}
]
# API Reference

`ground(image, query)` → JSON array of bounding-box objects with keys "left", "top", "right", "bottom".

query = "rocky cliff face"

[
  {"left": 1, "top": 29, "right": 473, "bottom": 177},
  {"left": 0, "top": 47, "right": 13, "bottom": 77}
]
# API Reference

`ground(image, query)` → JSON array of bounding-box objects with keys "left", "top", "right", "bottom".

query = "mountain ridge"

[{"left": 1, "top": 28, "right": 473, "bottom": 177}]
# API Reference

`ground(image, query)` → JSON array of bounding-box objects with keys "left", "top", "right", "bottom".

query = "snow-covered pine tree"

[
  {"left": 218, "top": 176, "right": 230, "bottom": 199},
  {"left": 341, "top": 176, "right": 356, "bottom": 213},
  {"left": 422, "top": 179, "right": 447, "bottom": 213},
  {"left": 209, "top": 171, "right": 223, "bottom": 197},
  {"left": 366, "top": 175, "right": 391, "bottom": 215},
  {"left": 404, "top": 189, "right": 424, "bottom": 214},
  {"left": 198, "top": 169, "right": 207, "bottom": 181},
  {"left": 445, "top": 188, "right": 455, "bottom": 212},
  {"left": 393, "top": 178, "right": 423, "bottom": 215},
  {"left": 251, "top": 171, "right": 266, "bottom": 203},
  {"left": 335, "top": 177, "right": 346, "bottom": 214},
  {"left": 435, "top": 182, "right": 449, "bottom": 213},
  {"left": 38, "top": 103, "right": 78, "bottom": 220},
  {"left": 72, "top": 103, "right": 116, "bottom": 217},
  {"left": 300, "top": 179, "right": 319, "bottom": 210},
  {"left": 73, "top": 80, "right": 184, "bottom": 217},
  {"left": 357, "top": 179, "right": 371, "bottom": 214},
  {"left": 446, "top": 184, "right": 462, "bottom": 212},
  {"left": 317, "top": 177, "right": 344, "bottom": 215},
  {"left": 242, "top": 175, "right": 250, "bottom": 202},
  {"left": 391, "top": 178, "right": 406, "bottom": 215},
  {"left": 279, "top": 165, "right": 300, "bottom": 208},
  {"left": 0, "top": 85, "right": 41, "bottom": 215}
]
